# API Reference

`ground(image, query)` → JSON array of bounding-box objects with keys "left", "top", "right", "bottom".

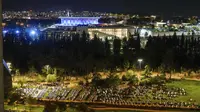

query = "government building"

[{"left": 41, "top": 17, "right": 136, "bottom": 40}]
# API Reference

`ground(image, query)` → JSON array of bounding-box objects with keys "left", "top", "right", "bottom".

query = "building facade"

[
  {"left": 88, "top": 26, "right": 134, "bottom": 39},
  {"left": 59, "top": 17, "right": 100, "bottom": 26}
]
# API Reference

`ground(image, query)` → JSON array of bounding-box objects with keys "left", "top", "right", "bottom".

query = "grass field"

[
  {"left": 5, "top": 105, "right": 78, "bottom": 112},
  {"left": 166, "top": 80, "right": 200, "bottom": 104},
  {"left": 5, "top": 105, "right": 44, "bottom": 112},
  {"left": 5, "top": 104, "right": 140, "bottom": 112}
]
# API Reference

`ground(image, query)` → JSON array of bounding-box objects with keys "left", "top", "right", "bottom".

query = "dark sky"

[{"left": 3, "top": 0, "right": 200, "bottom": 16}]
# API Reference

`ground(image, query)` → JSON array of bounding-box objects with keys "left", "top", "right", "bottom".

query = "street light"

[{"left": 138, "top": 59, "right": 143, "bottom": 69}]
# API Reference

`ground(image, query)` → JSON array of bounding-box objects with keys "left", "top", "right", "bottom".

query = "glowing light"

[
  {"left": 6, "top": 62, "right": 12, "bottom": 71},
  {"left": 30, "top": 30, "right": 36, "bottom": 35},
  {"left": 138, "top": 59, "right": 143, "bottom": 62},
  {"left": 3, "top": 30, "right": 8, "bottom": 34},
  {"left": 59, "top": 17, "right": 100, "bottom": 26},
  {"left": 140, "top": 29, "right": 152, "bottom": 37},
  {"left": 138, "top": 59, "right": 143, "bottom": 69},
  {"left": 16, "top": 30, "right": 20, "bottom": 34}
]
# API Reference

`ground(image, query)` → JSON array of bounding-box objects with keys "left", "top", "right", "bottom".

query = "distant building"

[
  {"left": 41, "top": 26, "right": 88, "bottom": 40},
  {"left": 154, "top": 22, "right": 167, "bottom": 27},
  {"left": 88, "top": 26, "right": 134, "bottom": 39},
  {"left": 41, "top": 17, "right": 136, "bottom": 40},
  {"left": 59, "top": 17, "right": 100, "bottom": 26}
]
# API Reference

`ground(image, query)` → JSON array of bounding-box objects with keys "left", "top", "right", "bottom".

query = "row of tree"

[{"left": 3, "top": 32, "right": 200, "bottom": 75}]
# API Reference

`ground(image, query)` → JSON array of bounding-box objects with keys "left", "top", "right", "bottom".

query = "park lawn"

[
  {"left": 5, "top": 104, "right": 44, "bottom": 112},
  {"left": 166, "top": 80, "right": 200, "bottom": 104},
  {"left": 5, "top": 104, "right": 79, "bottom": 112}
]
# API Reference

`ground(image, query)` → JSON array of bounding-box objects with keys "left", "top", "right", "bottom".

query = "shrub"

[
  {"left": 8, "top": 91, "right": 22, "bottom": 105},
  {"left": 122, "top": 75, "right": 128, "bottom": 81},
  {"left": 92, "top": 75, "right": 121, "bottom": 88},
  {"left": 123, "top": 70, "right": 138, "bottom": 84},
  {"left": 56, "top": 103, "right": 67, "bottom": 112},
  {"left": 126, "top": 70, "right": 134, "bottom": 76},
  {"left": 105, "top": 75, "right": 121, "bottom": 87},
  {"left": 79, "top": 81, "right": 84, "bottom": 86},
  {"left": 18, "top": 79, "right": 26, "bottom": 87},
  {"left": 38, "top": 75, "right": 45, "bottom": 82},
  {"left": 46, "top": 74, "right": 57, "bottom": 82},
  {"left": 43, "top": 102, "right": 57, "bottom": 112}
]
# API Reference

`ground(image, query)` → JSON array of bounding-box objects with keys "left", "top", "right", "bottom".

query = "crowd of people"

[{"left": 17, "top": 84, "right": 200, "bottom": 110}]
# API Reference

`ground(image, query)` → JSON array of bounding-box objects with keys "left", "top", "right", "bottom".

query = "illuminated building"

[
  {"left": 88, "top": 26, "right": 134, "bottom": 39},
  {"left": 59, "top": 17, "right": 100, "bottom": 26},
  {"left": 41, "top": 26, "right": 88, "bottom": 40},
  {"left": 42, "top": 17, "right": 136, "bottom": 40}
]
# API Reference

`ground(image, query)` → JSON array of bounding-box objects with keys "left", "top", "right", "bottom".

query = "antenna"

[{"left": 67, "top": 10, "right": 70, "bottom": 17}]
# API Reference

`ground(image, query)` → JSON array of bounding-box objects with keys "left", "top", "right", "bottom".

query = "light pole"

[
  {"left": 0, "top": 0, "right": 4, "bottom": 110},
  {"left": 138, "top": 59, "right": 143, "bottom": 69}
]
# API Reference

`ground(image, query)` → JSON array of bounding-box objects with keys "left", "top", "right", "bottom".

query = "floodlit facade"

[
  {"left": 59, "top": 17, "right": 100, "bottom": 26},
  {"left": 88, "top": 27, "right": 129, "bottom": 39},
  {"left": 41, "top": 17, "right": 136, "bottom": 40},
  {"left": 41, "top": 26, "right": 88, "bottom": 40}
]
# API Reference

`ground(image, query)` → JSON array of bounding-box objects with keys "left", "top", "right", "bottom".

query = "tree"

[
  {"left": 28, "top": 66, "right": 37, "bottom": 76},
  {"left": 128, "top": 76, "right": 139, "bottom": 86},
  {"left": 143, "top": 65, "right": 152, "bottom": 78},
  {"left": 46, "top": 74, "right": 57, "bottom": 82},
  {"left": 123, "top": 61, "right": 130, "bottom": 71},
  {"left": 18, "top": 79, "right": 26, "bottom": 87},
  {"left": 56, "top": 68, "right": 66, "bottom": 81},
  {"left": 42, "top": 65, "right": 52, "bottom": 75},
  {"left": 189, "top": 18, "right": 197, "bottom": 25},
  {"left": 113, "top": 38, "right": 122, "bottom": 56},
  {"left": 76, "top": 103, "right": 95, "bottom": 112},
  {"left": 104, "top": 37, "right": 111, "bottom": 57},
  {"left": 43, "top": 102, "right": 57, "bottom": 112},
  {"left": 25, "top": 96, "right": 37, "bottom": 112},
  {"left": 7, "top": 91, "right": 22, "bottom": 105},
  {"left": 113, "top": 38, "right": 122, "bottom": 67},
  {"left": 162, "top": 49, "right": 175, "bottom": 79},
  {"left": 56, "top": 103, "right": 67, "bottom": 112},
  {"left": 91, "top": 74, "right": 101, "bottom": 86},
  {"left": 77, "top": 103, "right": 88, "bottom": 112},
  {"left": 136, "top": 34, "right": 141, "bottom": 53},
  {"left": 106, "top": 75, "right": 121, "bottom": 87},
  {"left": 123, "top": 70, "right": 139, "bottom": 85}
]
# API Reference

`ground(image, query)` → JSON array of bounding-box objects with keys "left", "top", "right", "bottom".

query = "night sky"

[{"left": 3, "top": 0, "right": 200, "bottom": 16}]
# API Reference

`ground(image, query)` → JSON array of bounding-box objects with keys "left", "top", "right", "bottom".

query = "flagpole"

[{"left": 0, "top": 0, "right": 4, "bottom": 110}]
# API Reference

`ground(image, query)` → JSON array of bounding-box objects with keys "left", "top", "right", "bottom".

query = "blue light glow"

[
  {"left": 30, "top": 30, "right": 36, "bottom": 35},
  {"left": 3, "top": 30, "right": 8, "bottom": 34},
  {"left": 60, "top": 17, "right": 100, "bottom": 26},
  {"left": 16, "top": 30, "right": 20, "bottom": 34}
]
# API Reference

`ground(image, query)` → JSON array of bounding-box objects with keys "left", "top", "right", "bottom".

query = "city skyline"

[{"left": 3, "top": 0, "right": 200, "bottom": 17}]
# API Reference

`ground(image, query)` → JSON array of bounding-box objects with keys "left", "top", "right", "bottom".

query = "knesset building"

[
  {"left": 59, "top": 17, "right": 100, "bottom": 26},
  {"left": 41, "top": 17, "right": 134, "bottom": 40},
  {"left": 41, "top": 17, "right": 100, "bottom": 39}
]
